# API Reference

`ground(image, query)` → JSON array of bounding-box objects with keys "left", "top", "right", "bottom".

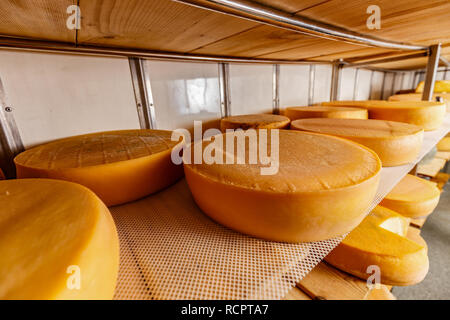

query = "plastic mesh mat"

[{"left": 111, "top": 115, "right": 450, "bottom": 300}]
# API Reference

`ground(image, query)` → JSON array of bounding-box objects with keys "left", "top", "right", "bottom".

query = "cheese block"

[
  {"left": 416, "top": 80, "right": 450, "bottom": 93},
  {"left": 0, "top": 179, "right": 119, "bottom": 299},
  {"left": 290, "top": 118, "right": 423, "bottom": 166},
  {"left": 325, "top": 206, "right": 428, "bottom": 286},
  {"left": 284, "top": 106, "right": 368, "bottom": 121},
  {"left": 380, "top": 174, "right": 440, "bottom": 218},
  {"left": 322, "top": 100, "right": 446, "bottom": 131},
  {"left": 389, "top": 93, "right": 450, "bottom": 112},
  {"left": 220, "top": 114, "right": 290, "bottom": 132},
  {"left": 14, "top": 129, "right": 184, "bottom": 206},
  {"left": 0, "top": 168, "right": 4, "bottom": 180},
  {"left": 184, "top": 130, "right": 381, "bottom": 242}
]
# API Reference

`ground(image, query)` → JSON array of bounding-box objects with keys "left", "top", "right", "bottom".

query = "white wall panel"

[
  {"left": 354, "top": 69, "right": 372, "bottom": 100},
  {"left": 0, "top": 51, "right": 139, "bottom": 148},
  {"left": 312, "top": 65, "right": 332, "bottom": 104},
  {"left": 146, "top": 60, "right": 222, "bottom": 130},
  {"left": 369, "top": 71, "right": 384, "bottom": 100},
  {"left": 382, "top": 73, "right": 395, "bottom": 100},
  {"left": 279, "top": 65, "right": 309, "bottom": 108},
  {"left": 339, "top": 68, "right": 356, "bottom": 101},
  {"left": 229, "top": 64, "right": 273, "bottom": 115}
]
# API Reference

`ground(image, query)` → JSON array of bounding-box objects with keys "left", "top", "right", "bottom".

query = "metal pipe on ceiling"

[{"left": 175, "top": 0, "right": 427, "bottom": 51}]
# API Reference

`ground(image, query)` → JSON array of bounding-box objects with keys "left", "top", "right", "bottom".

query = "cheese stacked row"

[
  {"left": 285, "top": 106, "right": 368, "bottom": 120},
  {"left": 220, "top": 114, "right": 290, "bottom": 131}
]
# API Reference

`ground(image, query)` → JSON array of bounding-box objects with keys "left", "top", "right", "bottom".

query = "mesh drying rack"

[{"left": 111, "top": 115, "right": 450, "bottom": 300}]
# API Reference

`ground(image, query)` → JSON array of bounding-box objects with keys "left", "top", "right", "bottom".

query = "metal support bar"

[
  {"left": 391, "top": 73, "right": 397, "bottom": 96},
  {"left": 272, "top": 64, "right": 280, "bottom": 114},
  {"left": 368, "top": 70, "right": 374, "bottom": 99},
  {"left": 175, "top": 0, "right": 426, "bottom": 51},
  {"left": 342, "top": 52, "right": 427, "bottom": 69},
  {"left": 308, "top": 64, "right": 315, "bottom": 105},
  {"left": 422, "top": 44, "right": 441, "bottom": 101},
  {"left": 128, "top": 57, "right": 156, "bottom": 129},
  {"left": 330, "top": 61, "right": 343, "bottom": 101},
  {"left": 0, "top": 77, "right": 24, "bottom": 178},
  {"left": 352, "top": 68, "right": 360, "bottom": 100},
  {"left": 219, "top": 63, "right": 231, "bottom": 117},
  {"left": 380, "top": 72, "right": 387, "bottom": 100}
]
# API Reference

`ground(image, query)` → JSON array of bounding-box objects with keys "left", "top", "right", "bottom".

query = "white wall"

[
  {"left": 279, "top": 65, "right": 309, "bottom": 108},
  {"left": 0, "top": 51, "right": 139, "bottom": 148}
]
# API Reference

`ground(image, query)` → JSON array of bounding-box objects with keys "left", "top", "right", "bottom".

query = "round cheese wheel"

[
  {"left": 14, "top": 130, "right": 184, "bottom": 206},
  {"left": 284, "top": 106, "right": 368, "bottom": 121},
  {"left": 416, "top": 80, "right": 450, "bottom": 93},
  {"left": 220, "top": 114, "right": 290, "bottom": 132},
  {"left": 184, "top": 130, "right": 381, "bottom": 242},
  {"left": 291, "top": 118, "right": 424, "bottom": 166},
  {"left": 437, "top": 136, "right": 450, "bottom": 151},
  {"left": 322, "top": 100, "right": 446, "bottom": 131},
  {"left": 389, "top": 93, "right": 450, "bottom": 112},
  {"left": 380, "top": 174, "right": 440, "bottom": 218},
  {"left": 0, "top": 179, "right": 119, "bottom": 299},
  {"left": 326, "top": 206, "right": 428, "bottom": 286}
]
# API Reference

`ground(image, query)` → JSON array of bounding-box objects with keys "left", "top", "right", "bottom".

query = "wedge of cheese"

[
  {"left": 220, "top": 114, "right": 290, "bottom": 132},
  {"left": 416, "top": 80, "right": 450, "bottom": 93},
  {"left": 389, "top": 93, "right": 450, "bottom": 112},
  {"left": 322, "top": 100, "right": 446, "bottom": 131},
  {"left": 325, "top": 205, "right": 428, "bottom": 286},
  {"left": 14, "top": 129, "right": 184, "bottom": 206},
  {"left": 285, "top": 106, "right": 368, "bottom": 121},
  {"left": 184, "top": 130, "right": 381, "bottom": 242},
  {"left": 0, "top": 179, "right": 119, "bottom": 299},
  {"left": 291, "top": 118, "right": 423, "bottom": 166},
  {"left": 380, "top": 174, "right": 440, "bottom": 218}
]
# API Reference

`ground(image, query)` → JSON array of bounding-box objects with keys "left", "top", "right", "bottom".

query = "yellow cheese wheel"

[
  {"left": 322, "top": 100, "right": 446, "bottom": 131},
  {"left": 416, "top": 80, "right": 450, "bottom": 93},
  {"left": 184, "top": 130, "right": 381, "bottom": 242},
  {"left": 284, "top": 106, "right": 368, "bottom": 120},
  {"left": 0, "top": 179, "right": 119, "bottom": 299},
  {"left": 291, "top": 118, "right": 423, "bottom": 167},
  {"left": 380, "top": 174, "right": 440, "bottom": 218},
  {"left": 389, "top": 93, "right": 450, "bottom": 112},
  {"left": 14, "top": 129, "right": 184, "bottom": 206},
  {"left": 437, "top": 136, "right": 450, "bottom": 151},
  {"left": 220, "top": 114, "right": 290, "bottom": 132},
  {"left": 325, "top": 206, "right": 428, "bottom": 286}
]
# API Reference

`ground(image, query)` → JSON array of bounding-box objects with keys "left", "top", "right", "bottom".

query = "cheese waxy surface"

[
  {"left": 291, "top": 118, "right": 423, "bottom": 166},
  {"left": 322, "top": 100, "right": 446, "bottom": 131},
  {"left": 380, "top": 174, "right": 440, "bottom": 218},
  {"left": 284, "top": 106, "right": 368, "bottom": 120},
  {"left": 416, "top": 80, "right": 450, "bottom": 93},
  {"left": 14, "top": 130, "right": 184, "bottom": 206},
  {"left": 325, "top": 206, "right": 428, "bottom": 286},
  {"left": 220, "top": 114, "right": 290, "bottom": 131},
  {"left": 0, "top": 179, "right": 119, "bottom": 299},
  {"left": 184, "top": 130, "right": 381, "bottom": 242}
]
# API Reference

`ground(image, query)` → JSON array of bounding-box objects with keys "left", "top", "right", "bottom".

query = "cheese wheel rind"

[
  {"left": 380, "top": 174, "right": 440, "bottom": 218},
  {"left": 284, "top": 106, "right": 368, "bottom": 120},
  {"left": 184, "top": 130, "right": 381, "bottom": 242},
  {"left": 325, "top": 206, "right": 428, "bottom": 286},
  {"left": 220, "top": 114, "right": 290, "bottom": 132},
  {"left": 291, "top": 118, "right": 424, "bottom": 167},
  {"left": 322, "top": 100, "right": 446, "bottom": 131},
  {"left": 14, "top": 129, "right": 184, "bottom": 206},
  {"left": 0, "top": 179, "right": 119, "bottom": 299}
]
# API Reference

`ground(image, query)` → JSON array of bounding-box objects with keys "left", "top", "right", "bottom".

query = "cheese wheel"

[
  {"left": 389, "top": 93, "right": 450, "bottom": 112},
  {"left": 291, "top": 118, "right": 423, "bottom": 166},
  {"left": 380, "top": 174, "right": 440, "bottom": 218},
  {"left": 220, "top": 114, "right": 290, "bottom": 132},
  {"left": 437, "top": 136, "right": 450, "bottom": 151},
  {"left": 0, "top": 179, "right": 119, "bottom": 299},
  {"left": 14, "top": 130, "right": 184, "bottom": 206},
  {"left": 184, "top": 130, "right": 381, "bottom": 242},
  {"left": 0, "top": 168, "right": 4, "bottom": 180},
  {"left": 322, "top": 100, "right": 446, "bottom": 131},
  {"left": 416, "top": 80, "right": 450, "bottom": 93},
  {"left": 325, "top": 206, "right": 428, "bottom": 286},
  {"left": 284, "top": 106, "right": 368, "bottom": 120}
]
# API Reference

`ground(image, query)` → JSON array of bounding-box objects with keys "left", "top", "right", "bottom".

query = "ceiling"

[{"left": 0, "top": 0, "right": 449, "bottom": 69}]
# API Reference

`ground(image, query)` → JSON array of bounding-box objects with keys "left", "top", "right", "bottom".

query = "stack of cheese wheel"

[
  {"left": 284, "top": 106, "right": 368, "bottom": 121},
  {"left": 220, "top": 114, "right": 290, "bottom": 132},
  {"left": 389, "top": 93, "right": 450, "bottom": 112},
  {"left": 380, "top": 174, "right": 440, "bottom": 218},
  {"left": 416, "top": 80, "right": 450, "bottom": 93},
  {"left": 0, "top": 179, "right": 119, "bottom": 299},
  {"left": 183, "top": 130, "right": 381, "bottom": 242},
  {"left": 322, "top": 100, "right": 446, "bottom": 131},
  {"left": 325, "top": 205, "right": 428, "bottom": 286},
  {"left": 290, "top": 118, "right": 423, "bottom": 166},
  {"left": 14, "top": 129, "right": 184, "bottom": 206}
]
